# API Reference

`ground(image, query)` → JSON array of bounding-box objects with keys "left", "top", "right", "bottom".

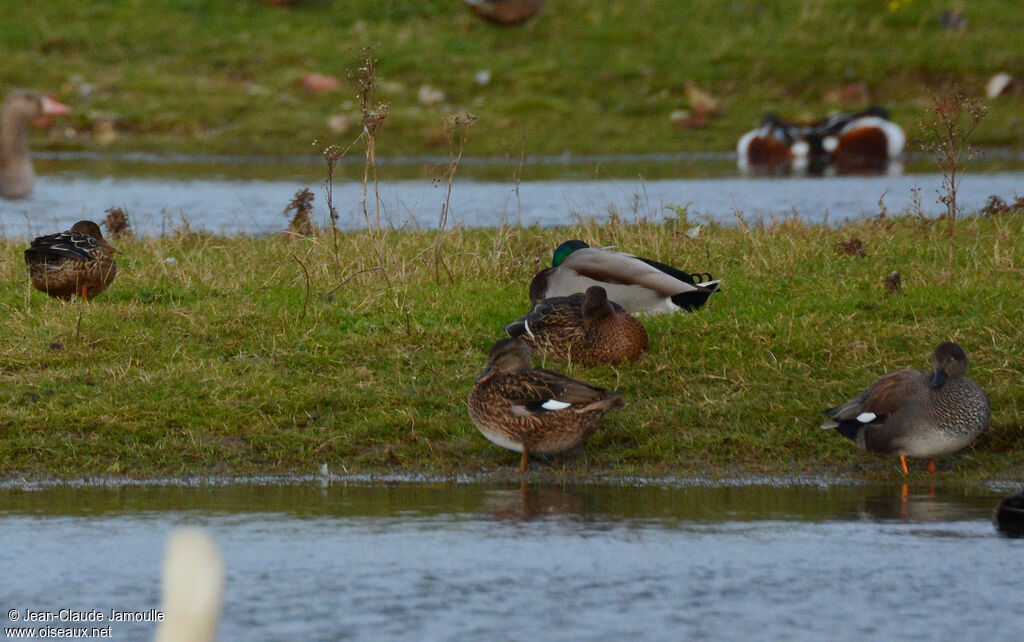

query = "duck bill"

[
  {"left": 101, "top": 240, "right": 121, "bottom": 254},
  {"left": 931, "top": 368, "right": 948, "bottom": 389},
  {"left": 42, "top": 95, "right": 72, "bottom": 116}
]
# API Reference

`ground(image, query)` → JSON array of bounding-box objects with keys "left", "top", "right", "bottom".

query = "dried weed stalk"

[
  {"left": 433, "top": 112, "right": 476, "bottom": 284},
  {"left": 284, "top": 188, "right": 316, "bottom": 237},
  {"left": 918, "top": 86, "right": 986, "bottom": 274},
  {"left": 354, "top": 49, "right": 391, "bottom": 230},
  {"left": 102, "top": 206, "right": 133, "bottom": 239}
]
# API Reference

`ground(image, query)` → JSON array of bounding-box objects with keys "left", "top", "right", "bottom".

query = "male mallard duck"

[
  {"left": 505, "top": 286, "right": 648, "bottom": 365},
  {"left": 736, "top": 113, "right": 811, "bottom": 174},
  {"left": 808, "top": 106, "right": 905, "bottom": 172},
  {"left": 529, "top": 240, "right": 719, "bottom": 315},
  {"left": 1, "top": 89, "right": 71, "bottom": 199},
  {"left": 468, "top": 338, "right": 625, "bottom": 471},
  {"left": 25, "top": 220, "right": 119, "bottom": 300},
  {"left": 993, "top": 489, "right": 1024, "bottom": 538},
  {"left": 463, "top": 0, "right": 543, "bottom": 26},
  {"left": 821, "top": 342, "right": 990, "bottom": 475}
]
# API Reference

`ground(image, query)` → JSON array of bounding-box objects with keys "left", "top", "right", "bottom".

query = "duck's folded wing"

[
  {"left": 27, "top": 232, "right": 97, "bottom": 261},
  {"left": 567, "top": 248, "right": 705, "bottom": 295},
  {"left": 823, "top": 369, "right": 923, "bottom": 427}
]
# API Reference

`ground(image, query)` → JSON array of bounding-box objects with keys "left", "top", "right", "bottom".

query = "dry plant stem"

[
  {"left": 291, "top": 252, "right": 311, "bottom": 322},
  {"left": 434, "top": 114, "right": 476, "bottom": 284}
]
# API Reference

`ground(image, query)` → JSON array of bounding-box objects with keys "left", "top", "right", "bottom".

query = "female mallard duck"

[
  {"left": 808, "top": 106, "right": 905, "bottom": 172},
  {"left": 463, "top": 0, "right": 542, "bottom": 26},
  {"left": 25, "top": 220, "right": 119, "bottom": 300},
  {"left": 1, "top": 89, "right": 71, "bottom": 199},
  {"left": 993, "top": 489, "right": 1024, "bottom": 538},
  {"left": 821, "top": 342, "right": 990, "bottom": 475},
  {"left": 529, "top": 240, "right": 719, "bottom": 315},
  {"left": 736, "top": 113, "right": 811, "bottom": 174},
  {"left": 468, "top": 338, "right": 625, "bottom": 471},
  {"left": 505, "top": 285, "right": 648, "bottom": 365}
]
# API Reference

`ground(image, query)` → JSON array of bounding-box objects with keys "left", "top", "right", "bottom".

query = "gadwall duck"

[
  {"left": 821, "top": 342, "right": 990, "bottom": 474},
  {"left": 1, "top": 89, "right": 71, "bottom": 199},
  {"left": 468, "top": 338, "right": 625, "bottom": 471},
  {"left": 505, "top": 285, "right": 648, "bottom": 365},
  {"left": 529, "top": 240, "right": 719, "bottom": 315},
  {"left": 25, "top": 220, "right": 119, "bottom": 300}
]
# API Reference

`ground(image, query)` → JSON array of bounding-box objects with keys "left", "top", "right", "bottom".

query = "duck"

[
  {"left": 468, "top": 337, "right": 625, "bottom": 471},
  {"left": 529, "top": 240, "right": 719, "bottom": 315},
  {"left": 993, "top": 489, "right": 1024, "bottom": 538},
  {"left": 25, "top": 220, "right": 120, "bottom": 300},
  {"left": 808, "top": 106, "right": 905, "bottom": 172},
  {"left": 736, "top": 113, "right": 811, "bottom": 174},
  {"left": 155, "top": 529, "right": 224, "bottom": 642},
  {"left": 821, "top": 342, "right": 990, "bottom": 475},
  {"left": 463, "top": 0, "right": 543, "bottom": 26},
  {"left": 1, "top": 89, "right": 71, "bottom": 199},
  {"left": 505, "top": 285, "right": 648, "bottom": 365}
]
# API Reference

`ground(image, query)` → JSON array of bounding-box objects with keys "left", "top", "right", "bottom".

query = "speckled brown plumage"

[
  {"left": 505, "top": 286, "right": 648, "bottom": 365},
  {"left": 25, "top": 220, "right": 119, "bottom": 299},
  {"left": 468, "top": 338, "right": 625, "bottom": 471},
  {"left": 821, "top": 342, "right": 990, "bottom": 474}
]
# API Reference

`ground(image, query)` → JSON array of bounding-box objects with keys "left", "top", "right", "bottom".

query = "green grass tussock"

[{"left": 1, "top": 210, "right": 1023, "bottom": 479}]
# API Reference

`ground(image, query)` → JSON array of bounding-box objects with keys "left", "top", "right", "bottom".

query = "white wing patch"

[
  {"left": 856, "top": 412, "right": 877, "bottom": 424},
  {"left": 541, "top": 399, "right": 572, "bottom": 411}
]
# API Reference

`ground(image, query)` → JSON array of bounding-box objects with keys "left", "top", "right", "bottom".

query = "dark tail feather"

[
  {"left": 670, "top": 288, "right": 714, "bottom": 311},
  {"left": 995, "top": 492, "right": 1024, "bottom": 538},
  {"left": 504, "top": 319, "right": 527, "bottom": 338}
]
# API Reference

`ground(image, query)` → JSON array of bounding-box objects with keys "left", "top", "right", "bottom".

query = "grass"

[
  {"left": 1, "top": 208, "right": 1023, "bottom": 481},
  {"left": 2, "top": 0, "right": 1022, "bottom": 158}
]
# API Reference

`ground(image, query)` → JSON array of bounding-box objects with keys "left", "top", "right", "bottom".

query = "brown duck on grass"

[
  {"left": 1, "top": 89, "right": 71, "bottom": 199},
  {"left": 821, "top": 342, "right": 990, "bottom": 475},
  {"left": 468, "top": 338, "right": 625, "bottom": 472},
  {"left": 463, "top": 0, "right": 542, "bottom": 26},
  {"left": 505, "top": 286, "right": 648, "bottom": 365},
  {"left": 25, "top": 220, "right": 120, "bottom": 300}
]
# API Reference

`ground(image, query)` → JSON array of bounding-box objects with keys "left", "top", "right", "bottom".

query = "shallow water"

[
  {"left": 1, "top": 481, "right": 1020, "bottom": 641},
  {"left": 0, "top": 155, "right": 1021, "bottom": 237}
]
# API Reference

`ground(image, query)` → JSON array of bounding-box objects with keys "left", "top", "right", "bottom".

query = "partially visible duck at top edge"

[
  {"left": 529, "top": 240, "right": 720, "bottom": 315},
  {"left": 463, "top": 0, "right": 543, "bottom": 26},
  {"left": 1, "top": 89, "right": 71, "bottom": 199}
]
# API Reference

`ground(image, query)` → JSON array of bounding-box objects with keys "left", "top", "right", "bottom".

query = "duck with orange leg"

[
  {"left": 468, "top": 338, "right": 625, "bottom": 472},
  {"left": 25, "top": 220, "right": 120, "bottom": 300},
  {"left": 821, "top": 342, "right": 990, "bottom": 475}
]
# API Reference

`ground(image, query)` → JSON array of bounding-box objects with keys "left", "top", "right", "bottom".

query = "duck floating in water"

[
  {"left": 1, "top": 89, "right": 71, "bottom": 199},
  {"left": 807, "top": 106, "right": 905, "bottom": 173},
  {"left": 736, "top": 113, "right": 810, "bottom": 174},
  {"left": 993, "top": 489, "right": 1024, "bottom": 538},
  {"left": 821, "top": 342, "right": 990, "bottom": 475},
  {"left": 506, "top": 285, "right": 649, "bottom": 365},
  {"left": 463, "top": 0, "right": 543, "bottom": 26},
  {"left": 529, "top": 240, "right": 719, "bottom": 315},
  {"left": 25, "top": 220, "right": 120, "bottom": 300},
  {"left": 155, "top": 529, "right": 224, "bottom": 642},
  {"left": 737, "top": 107, "right": 904, "bottom": 175},
  {"left": 468, "top": 338, "right": 625, "bottom": 471}
]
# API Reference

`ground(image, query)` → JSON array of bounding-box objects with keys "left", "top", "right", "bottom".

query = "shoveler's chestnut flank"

[
  {"left": 468, "top": 338, "right": 625, "bottom": 471},
  {"left": 808, "top": 106, "right": 905, "bottom": 172},
  {"left": 821, "top": 342, "right": 990, "bottom": 475},
  {"left": 25, "top": 220, "right": 120, "bottom": 300},
  {"left": 463, "top": 0, "right": 542, "bottom": 26},
  {"left": 1, "top": 89, "right": 71, "bottom": 199},
  {"left": 529, "top": 240, "right": 719, "bottom": 315},
  {"left": 505, "top": 286, "right": 648, "bottom": 365},
  {"left": 736, "top": 113, "right": 810, "bottom": 173}
]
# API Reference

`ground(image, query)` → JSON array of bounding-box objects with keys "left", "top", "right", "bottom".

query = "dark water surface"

[
  {"left": 1, "top": 155, "right": 1021, "bottom": 238},
  {"left": 1, "top": 481, "right": 1020, "bottom": 641}
]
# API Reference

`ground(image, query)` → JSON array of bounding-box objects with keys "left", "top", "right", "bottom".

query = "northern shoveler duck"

[
  {"left": 821, "top": 342, "right": 990, "bottom": 475},
  {"left": 468, "top": 338, "right": 625, "bottom": 471},
  {"left": 155, "top": 529, "right": 224, "bottom": 642},
  {"left": 25, "top": 220, "right": 120, "bottom": 300},
  {"left": 505, "top": 285, "right": 649, "bottom": 365},
  {"left": 993, "top": 489, "right": 1024, "bottom": 538},
  {"left": 1, "top": 89, "right": 71, "bottom": 199},
  {"left": 529, "top": 240, "right": 719, "bottom": 315},
  {"left": 808, "top": 106, "right": 905, "bottom": 172},
  {"left": 736, "top": 113, "right": 811, "bottom": 174},
  {"left": 463, "top": 0, "right": 543, "bottom": 26}
]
